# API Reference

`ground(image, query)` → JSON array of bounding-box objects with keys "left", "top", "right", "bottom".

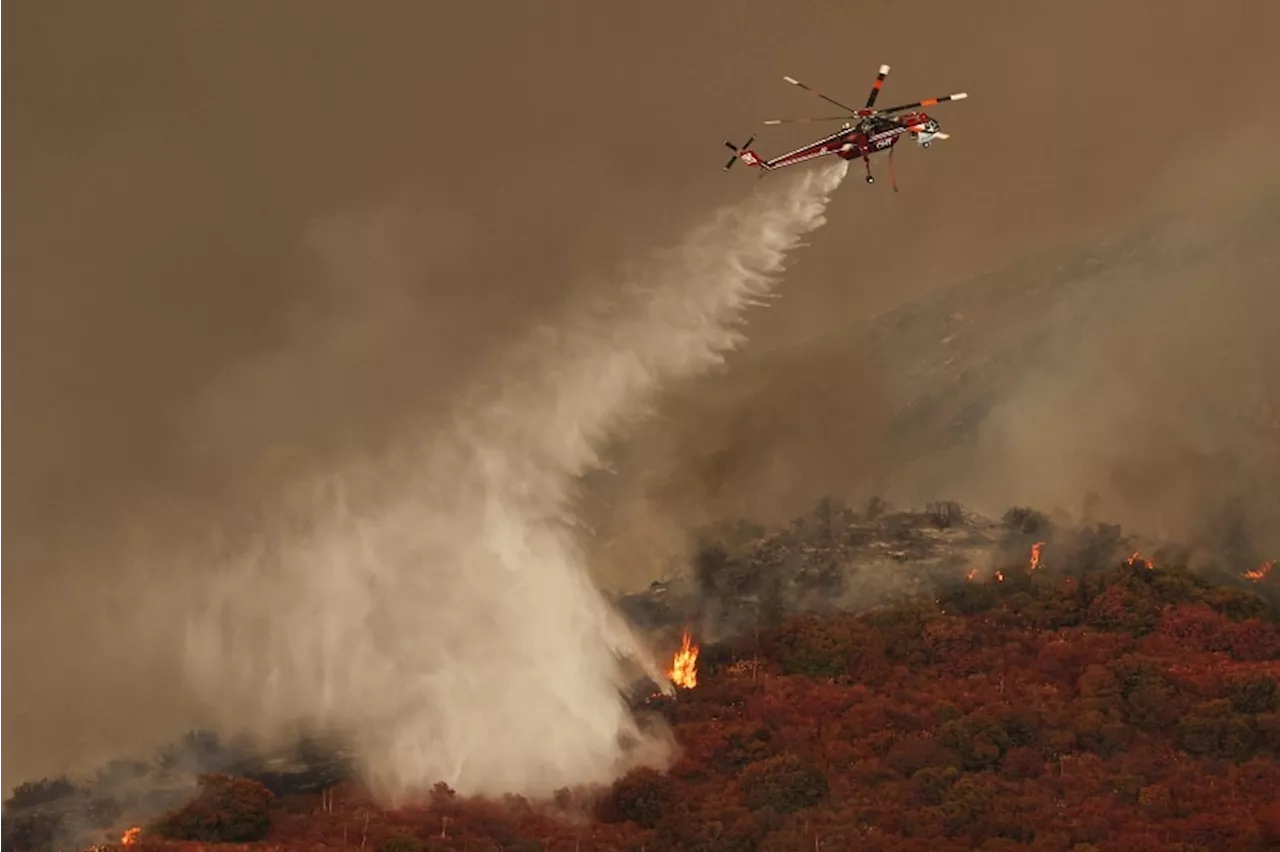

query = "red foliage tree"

[
  {"left": 738, "top": 753, "right": 828, "bottom": 814},
  {"left": 596, "top": 767, "right": 674, "bottom": 829},
  {"left": 152, "top": 773, "right": 274, "bottom": 843}
]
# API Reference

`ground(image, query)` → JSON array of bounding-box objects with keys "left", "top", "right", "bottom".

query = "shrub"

[
  {"left": 942, "top": 581, "right": 1000, "bottom": 616},
  {"left": 1085, "top": 585, "right": 1158, "bottom": 634},
  {"left": 152, "top": 773, "right": 274, "bottom": 843},
  {"left": 1226, "top": 619, "right": 1280, "bottom": 661},
  {"left": 998, "top": 746, "right": 1045, "bottom": 781},
  {"left": 597, "top": 767, "right": 674, "bottom": 829},
  {"left": 1159, "top": 604, "right": 1234, "bottom": 652},
  {"left": 773, "top": 614, "right": 854, "bottom": 678},
  {"left": 939, "top": 712, "right": 1013, "bottom": 772},
  {"left": 927, "top": 500, "right": 963, "bottom": 529},
  {"left": 378, "top": 834, "right": 424, "bottom": 852},
  {"left": 1200, "top": 586, "right": 1270, "bottom": 622},
  {"left": 1175, "top": 701, "right": 1257, "bottom": 761},
  {"left": 715, "top": 724, "right": 775, "bottom": 772},
  {"left": 739, "top": 754, "right": 827, "bottom": 814},
  {"left": 1224, "top": 672, "right": 1278, "bottom": 714},
  {"left": 908, "top": 765, "right": 960, "bottom": 807},
  {"left": 940, "top": 773, "right": 997, "bottom": 835},
  {"left": 5, "top": 777, "right": 77, "bottom": 808},
  {"left": 885, "top": 735, "right": 960, "bottom": 777},
  {"left": 1002, "top": 506, "right": 1047, "bottom": 535}
]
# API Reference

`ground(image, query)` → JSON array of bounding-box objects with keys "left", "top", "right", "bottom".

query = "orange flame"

[
  {"left": 994, "top": 570, "right": 1005, "bottom": 583},
  {"left": 965, "top": 567, "right": 979, "bottom": 582},
  {"left": 1244, "top": 560, "right": 1274, "bottom": 583},
  {"left": 121, "top": 827, "right": 141, "bottom": 846},
  {"left": 1125, "top": 551, "right": 1153, "bottom": 570},
  {"left": 667, "top": 630, "right": 699, "bottom": 689},
  {"left": 1028, "top": 541, "right": 1045, "bottom": 572}
]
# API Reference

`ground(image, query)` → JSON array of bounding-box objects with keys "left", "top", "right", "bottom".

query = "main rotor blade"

[
  {"left": 763, "top": 116, "right": 853, "bottom": 125},
  {"left": 865, "top": 64, "right": 891, "bottom": 109},
  {"left": 781, "top": 75, "right": 861, "bottom": 115},
  {"left": 880, "top": 91, "right": 968, "bottom": 114}
]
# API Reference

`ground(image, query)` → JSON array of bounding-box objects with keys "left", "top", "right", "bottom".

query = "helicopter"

[{"left": 723, "top": 64, "right": 967, "bottom": 191}]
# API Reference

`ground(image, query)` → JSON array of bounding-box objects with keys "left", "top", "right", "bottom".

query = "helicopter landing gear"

[{"left": 862, "top": 155, "right": 874, "bottom": 184}]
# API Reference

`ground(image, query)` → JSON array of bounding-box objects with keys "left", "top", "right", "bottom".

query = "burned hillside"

[
  {"left": 0, "top": 733, "right": 356, "bottom": 852},
  {"left": 616, "top": 498, "right": 1278, "bottom": 644}
]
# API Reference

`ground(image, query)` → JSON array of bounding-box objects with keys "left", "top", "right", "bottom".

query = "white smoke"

[{"left": 180, "top": 161, "right": 849, "bottom": 802}]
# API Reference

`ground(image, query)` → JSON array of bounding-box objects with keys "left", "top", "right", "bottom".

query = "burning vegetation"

[
  {"left": 1245, "top": 560, "right": 1275, "bottom": 583},
  {"left": 1028, "top": 540, "right": 1045, "bottom": 572},
  {"left": 1126, "top": 551, "right": 1155, "bottom": 571},
  {"left": 666, "top": 629, "right": 699, "bottom": 690},
  {"left": 964, "top": 539, "right": 1043, "bottom": 586}
]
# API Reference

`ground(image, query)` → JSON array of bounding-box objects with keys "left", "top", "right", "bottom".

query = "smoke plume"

[{"left": 178, "top": 161, "right": 849, "bottom": 802}]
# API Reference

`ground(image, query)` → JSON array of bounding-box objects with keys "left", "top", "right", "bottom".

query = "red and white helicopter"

[{"left": 723, "top": 64, "right": 967, "bottom": 190}]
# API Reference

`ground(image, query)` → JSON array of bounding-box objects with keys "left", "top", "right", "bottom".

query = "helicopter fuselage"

[{"left": 835, "top": 112, "right": 942, "bottom": 160}]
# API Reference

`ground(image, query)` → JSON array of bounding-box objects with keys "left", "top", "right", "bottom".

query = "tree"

[
  {"left": 927, "top": 501, "right": 963, "bottom": 529},
  {"left": 772, "top": 614, "right": 854, "bottom": 678},
  {"left": 739, "top": 754, "right": 828, "bottom": 814},
  {"left": 1224, "top": 671, "right": 1278, "bottom": 714},
  {"left": 998, "top": 747, "right": 1045, "bottom": 781},
  {"left": 1175, "top": 700, "right": 1256, "bottom": 761},
  {"left": 1002, "top": 506, "right": 1048, "bottom": 535},
  {"left": 939, "top": 712, "right": 1013, "bottom": 772},
  {"left": 1085, "top": 585, "right": 1158, "bottom": 634},
  {"left": 597, "top": 767, "right": 675, "bottom": 829},
  {"left": 885, "top": 736, "right": 960, "bottom": 778},
  {"left": 1225, "top": 619, "right": 1280, "bottom": 661},
  {"left": 1158, "top": 603, "right": 1234, "bottom": 652},
  {"left": 152, "top": 773, "right": 274, "bottom": 843},
  {"left": 4, "top": 777, "right": 77, "bottom": 808}
]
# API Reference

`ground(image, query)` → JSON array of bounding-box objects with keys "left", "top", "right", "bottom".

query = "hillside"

[{"left": 6, "top": 503, "right": 1279, "bottom": 852}]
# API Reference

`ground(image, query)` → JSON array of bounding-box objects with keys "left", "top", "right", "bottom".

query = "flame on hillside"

[
  {"left": 667, "top": 630, "right": 699, "bottom": 689},
  {"left": 1244, "top": 560, "right": 1274, "bottom": 583},
  {"left": 1125, "top": 551, "right": 1154, "bottom": 570},
  {"left": 1029, "top": 542, "right": 1045, "bottom": 572},
  {"left": 966, "top": 567, "right": 979, "bottom": 582},
  {"left": 121, "top": 827, "right": 141, "bottom": 846}
]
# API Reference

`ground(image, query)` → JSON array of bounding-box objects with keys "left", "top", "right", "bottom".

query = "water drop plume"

[{"left": 181, "top": 161, "right": 850, "bottom": 803}]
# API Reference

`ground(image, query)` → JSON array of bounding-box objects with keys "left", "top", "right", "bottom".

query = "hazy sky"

[{"left": 7, "top": 0, "right": 1276, "bottom": 531}]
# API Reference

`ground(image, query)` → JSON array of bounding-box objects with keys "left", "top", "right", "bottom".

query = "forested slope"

[{"left": 7, "top": 505, "right": 1279, "bottom": 851}]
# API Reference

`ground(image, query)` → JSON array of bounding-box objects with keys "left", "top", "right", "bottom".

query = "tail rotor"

[{"left": 722, "top": 135, "right": 756, "bottom": 170}]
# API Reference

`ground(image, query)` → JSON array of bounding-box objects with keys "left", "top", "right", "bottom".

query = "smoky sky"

[
  {"left": 5, "top": 0, "right": 1280, "bottom": 789},
  {"left": 6, "top": 0, "right": 1278, "bottom": 530}
]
